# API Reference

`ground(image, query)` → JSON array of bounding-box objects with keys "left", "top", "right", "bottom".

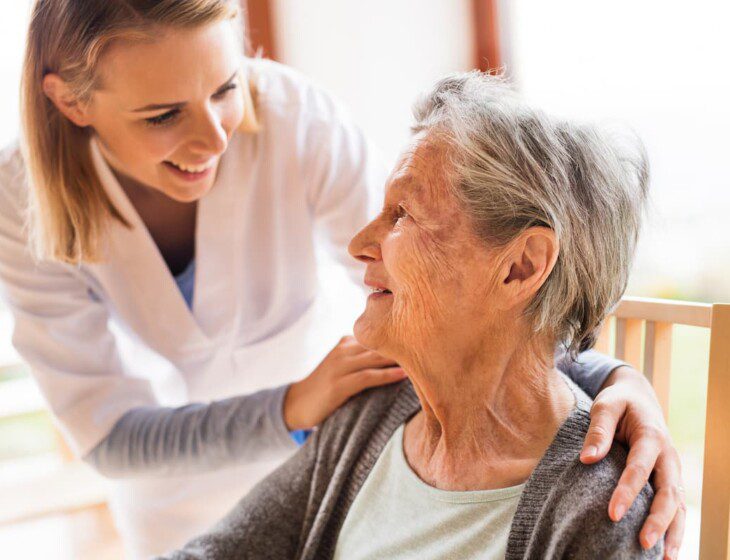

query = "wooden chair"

[{"left": 595, "top": 297, "right": 730, "bottom": 560}]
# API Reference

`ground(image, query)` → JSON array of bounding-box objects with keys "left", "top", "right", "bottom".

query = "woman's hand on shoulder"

[
  {"left": 283, "top": 336, "right": 406, "bottom": 431},
  {"left": 580, "top": 365, "right": 685, "bottom": 560}
]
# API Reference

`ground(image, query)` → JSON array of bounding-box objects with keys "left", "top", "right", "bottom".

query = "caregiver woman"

[{"left": 0, "top": 0, "right": 683, "bottom": 557}]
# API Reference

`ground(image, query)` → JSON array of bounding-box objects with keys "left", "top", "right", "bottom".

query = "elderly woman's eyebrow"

[{"left": 388, "top": 175, "right": 425, "bottom": 206}]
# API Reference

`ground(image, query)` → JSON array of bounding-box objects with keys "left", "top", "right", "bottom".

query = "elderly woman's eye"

[{"left": 395, "top": 205, "right": 410, "bottom": 223}]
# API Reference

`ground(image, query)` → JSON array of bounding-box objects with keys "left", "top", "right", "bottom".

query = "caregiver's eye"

[
  {"left": 145, "top": 109, "right": 180, "bottom": 127},
  {"left": 213, "top": 82, "right": 238, "bottom": 99}
]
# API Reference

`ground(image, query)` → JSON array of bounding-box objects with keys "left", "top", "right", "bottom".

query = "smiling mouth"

[
  {"left": 370, "top": 287, "right": 393, "bottom": 295},
  {"left": 162, "top": 160, "right": 217, "bottom": 182},
  {"left": 164, "top": 159, "right": 216, "bottom": 173}
]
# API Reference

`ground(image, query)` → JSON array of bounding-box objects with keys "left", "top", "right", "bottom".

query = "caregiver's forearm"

[
  {"left": 557, "top": 349, "right": 627, "bottom": 399},
  {"left": 84, "top": 385, "right": 297, "bottom": 478}
]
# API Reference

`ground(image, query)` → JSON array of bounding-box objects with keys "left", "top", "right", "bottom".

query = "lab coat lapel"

[
  {"left": 191, "top": 134, "right": 242, "bottom": 340},
  {"left": 88, "top": 140, "right": 211, "bottom": 358}
]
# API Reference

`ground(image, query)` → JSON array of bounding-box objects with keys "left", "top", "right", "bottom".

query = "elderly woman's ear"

[{"left": 499, "top": 226, "right": 559, "bottom": 308}]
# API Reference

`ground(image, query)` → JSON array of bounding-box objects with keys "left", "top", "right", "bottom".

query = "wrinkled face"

[
  {"left": 86, "top": 20, "right": 244, "bottom": 202},
  {"left": 349, "top": 137, "right": 501, "bottom": 358}
]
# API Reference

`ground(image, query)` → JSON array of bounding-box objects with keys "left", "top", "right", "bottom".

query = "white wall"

[
  {"left": 0, "top": 1, "right": 33, "bottom": 149},
  {"left": 272, "top": 0, "right": 475, "bottom": 166}
]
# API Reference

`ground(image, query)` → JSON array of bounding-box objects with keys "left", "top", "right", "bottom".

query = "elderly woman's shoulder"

[
  {"left": 522, "top": 403, "right": 663, "bottom": 558},
  {"left": 560, "top": 445, "right": 659, "bottom": 556},
  {"left": 329, "top": 378, "right": 417, "bottom": 424}
]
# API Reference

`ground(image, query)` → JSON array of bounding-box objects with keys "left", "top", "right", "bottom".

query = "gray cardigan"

[{"left": 160, "top": 377, "right": 662, "bottom": 559}]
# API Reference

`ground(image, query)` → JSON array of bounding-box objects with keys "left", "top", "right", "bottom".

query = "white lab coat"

[{"left": 0, "top": 59, "right": 387, "bottom": 557}]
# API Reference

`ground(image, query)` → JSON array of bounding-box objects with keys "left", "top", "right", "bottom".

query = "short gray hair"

[{"left": 412, "top": 72, "right": 649, "bottom": 356}]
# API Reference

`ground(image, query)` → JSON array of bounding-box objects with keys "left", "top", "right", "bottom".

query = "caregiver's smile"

[{"left": 162, "top": 157, "right": 218, "bottom": 183}]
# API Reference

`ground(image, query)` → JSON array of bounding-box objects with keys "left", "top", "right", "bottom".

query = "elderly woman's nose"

[{"left": 348, "top": 221, "right": 382, "bottom": 263}]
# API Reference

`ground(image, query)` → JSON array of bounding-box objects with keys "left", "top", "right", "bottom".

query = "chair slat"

[
  {"left": 615, "top": 297, "right": 712, "bottom": 328},
  {"left": 615, "top": 318, "right": 643, "bottom": 367},
  {"left": 594, "top": 317, "right": 613, "bottom": 354},
  {"left": 700, "top": 304, "right": 730, "bottom": 560},
  {"left": 643, "top": 321, "right": 672, "bottom": 419}
]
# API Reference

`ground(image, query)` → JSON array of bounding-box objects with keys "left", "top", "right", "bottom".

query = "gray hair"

[{"left": 412, "top": 72, "right": 649, "bottom": 356}]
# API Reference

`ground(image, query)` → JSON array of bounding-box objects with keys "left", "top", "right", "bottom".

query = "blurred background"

[{"left": 1, "top": 1, "right": 728, "bottom": 558}]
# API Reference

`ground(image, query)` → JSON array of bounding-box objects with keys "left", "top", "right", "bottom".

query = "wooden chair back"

[{"left": 595, "top": 297, "right": 730, "bottom": 560}]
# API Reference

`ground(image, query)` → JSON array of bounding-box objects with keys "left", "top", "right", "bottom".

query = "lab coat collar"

[{"left": 87, "top": 138, "right": 240, "bottom": 358}]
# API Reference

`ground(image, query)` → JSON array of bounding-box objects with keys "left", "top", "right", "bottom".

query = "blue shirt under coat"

[{"left": 174, "top": 259, "right": 311, "bottom": 446}]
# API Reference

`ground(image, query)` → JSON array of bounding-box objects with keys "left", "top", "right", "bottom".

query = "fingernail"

[
  {"left": 613, "top": 504, "right": 626, "bottom": 521},
  {"left": 581, "top": 445, "right": 598, "bottom": 459},
  {"left": 644, "top": 532, "right": 657, "bottom": 549}
]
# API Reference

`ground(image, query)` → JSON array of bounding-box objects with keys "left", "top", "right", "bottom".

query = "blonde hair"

[{"left": 21, "top": 0, "right": 256, "bottom": 263}]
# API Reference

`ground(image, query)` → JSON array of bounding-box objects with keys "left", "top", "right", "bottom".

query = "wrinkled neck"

[{"left": 400, "top": 326, "right": 575, "bottom": 486}]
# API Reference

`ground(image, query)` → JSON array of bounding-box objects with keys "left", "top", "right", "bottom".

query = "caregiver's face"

[
  {"left": 86, "top": 20, "right": 244, "bottom": 202},
  {"left": 349, "top": 137, "right": 498, "bottom": 354}
]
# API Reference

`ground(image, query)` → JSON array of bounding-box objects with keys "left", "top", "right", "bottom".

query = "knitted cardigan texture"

[{"left": 162, "top": 377, "right": 662, "bottom": 559}]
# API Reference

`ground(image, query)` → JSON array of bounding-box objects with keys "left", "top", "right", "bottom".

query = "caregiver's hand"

[
  {"left": 283, "top": 336, "right": 406, "bottom": 431},
  {"left": 580, "top": 365, "right": 684, "bottom": 560}
]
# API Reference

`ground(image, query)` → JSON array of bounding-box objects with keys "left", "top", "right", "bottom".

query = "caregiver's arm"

[
  {"left": 85, "top": 386, "right": 296, "bottom": 477},
  {"left": 561, "top": 350, "right": 685, "bottom": 559},
  {"left": 86, "top": 336, "right": 403, "bottom": 477},
  {"left": 557, "top": 348, "right": 625, "bottom": 399}
]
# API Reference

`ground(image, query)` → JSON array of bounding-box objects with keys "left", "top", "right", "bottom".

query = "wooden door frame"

[
  {"left": 241, "top": 0, "right": 278, "bottom": 59},
  {"left": 473, "top": 0, "right": 502, "bottom": 72},
  {"left": 241, "top": 1, "right": 503, "bottom": 71}
]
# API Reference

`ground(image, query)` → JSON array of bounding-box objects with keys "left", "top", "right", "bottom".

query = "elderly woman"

[{"left": 162, "top": 73, "right": 662, "bottom": 559}]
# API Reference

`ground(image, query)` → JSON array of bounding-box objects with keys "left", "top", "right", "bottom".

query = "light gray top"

[
  {"left": 159, "top": 372, "right": 661, "bottom": 560},
  {"left": 333, "top": 423, "right": 525, "bottom": 559}
]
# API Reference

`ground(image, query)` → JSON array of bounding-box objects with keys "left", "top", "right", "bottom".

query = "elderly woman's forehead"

[{"left": 388, "top": 138, "right": 451, "bottom": 198}]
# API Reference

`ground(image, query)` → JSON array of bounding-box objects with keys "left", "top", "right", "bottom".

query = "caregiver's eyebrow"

[{"left": 130, "top": 71, "right": 238, "bottom": 112}]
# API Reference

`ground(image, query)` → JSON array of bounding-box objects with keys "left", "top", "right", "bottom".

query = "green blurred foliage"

[{"left": 668, "top": 326, "right": 710, "bottom": 448}]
